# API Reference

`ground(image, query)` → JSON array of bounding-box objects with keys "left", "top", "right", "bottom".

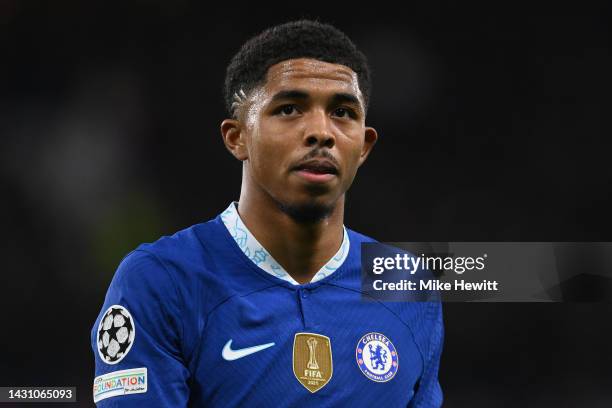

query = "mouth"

[{"left": 292, "top": 160, "right": 339, "bottom": 184}]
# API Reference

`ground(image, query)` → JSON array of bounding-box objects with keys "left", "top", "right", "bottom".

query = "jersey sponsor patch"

[
  {"left": 293, "top": 332, "right": 333, "bottom": 393},
  {"left": 93, "top": 367, "right": 147, "bottom": 403},
  {"left": 97, "top": 305, "right": 136, "bottom": 364},
  {"left": 356, "top": 332, "right": 399, "bottom": 382}
]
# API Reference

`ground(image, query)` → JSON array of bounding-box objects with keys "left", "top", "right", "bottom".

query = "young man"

[{"left": 91, "top": 20, "right": 443, "bottom": 407}]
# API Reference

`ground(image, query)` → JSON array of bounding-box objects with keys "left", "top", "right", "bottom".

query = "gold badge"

[{"left": 293, "top": 332, "right": 333, "bottom": 393}]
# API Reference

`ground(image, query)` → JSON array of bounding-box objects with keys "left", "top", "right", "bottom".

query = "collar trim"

[{"left": 220, "top": 202, "right": 350, "bottom": 285}]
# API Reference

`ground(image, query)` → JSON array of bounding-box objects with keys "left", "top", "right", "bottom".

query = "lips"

[
  {"left": 293, "top": 160, "right": 338, "bottom": 175},
  {"left": 292, "top": 159, "right": 339, "bottom": 184}
]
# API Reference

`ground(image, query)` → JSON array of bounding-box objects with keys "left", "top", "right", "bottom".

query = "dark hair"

[{"left": 224, "top": 19, "right": 371, "bottom": 118}]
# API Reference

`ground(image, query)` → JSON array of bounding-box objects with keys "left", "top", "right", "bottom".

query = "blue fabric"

[{"left": 91, "top": 212, "right": 443, "bottom": 407}]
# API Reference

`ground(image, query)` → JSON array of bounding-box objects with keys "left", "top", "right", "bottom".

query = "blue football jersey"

[{"left": 91, "top": 210, "right": 443, "bottom": 407}]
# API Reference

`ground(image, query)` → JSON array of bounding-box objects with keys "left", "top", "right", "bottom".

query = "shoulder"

[
  {"left": 346, "top": 227, "right": 379, "bottom": 244},
  {"left": 95, "top": 219, "right": 222, "bottom": 361},
  {"left": 102, "top": 221, "right": 209, "bottom": 296},
  {"left": 135, "top": 221, "right": 211, "bottom": 266},
  {"left": 121, "top": 216, "right": 230, "bottom": 280},
  {"left": 114, "top": 215, "right": 271, "bottom": 318},
  {"left": 105, "top": 219, "right": 221, "bottom": 319}
]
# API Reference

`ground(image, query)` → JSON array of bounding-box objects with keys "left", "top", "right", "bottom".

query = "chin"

[{"left": 275, "top": 196, "right": 337, "bottom": 224}]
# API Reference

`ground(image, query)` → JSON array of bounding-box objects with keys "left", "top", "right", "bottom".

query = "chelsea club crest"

[{"left": 355, "top": 332, "right": 399, "bottom": 382}]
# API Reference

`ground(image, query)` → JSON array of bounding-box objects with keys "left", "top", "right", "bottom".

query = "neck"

[{"left": 237, "top": 177, "right": 345, "bottom": 284}]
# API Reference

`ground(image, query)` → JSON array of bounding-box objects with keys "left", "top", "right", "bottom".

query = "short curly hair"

[{"left": 224, "top": 19, "right": 371, "bottom": 118}]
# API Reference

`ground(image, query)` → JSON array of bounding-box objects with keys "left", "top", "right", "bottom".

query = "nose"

[{"left": 303, "top": 109, "right": 336, "bottom": 149}]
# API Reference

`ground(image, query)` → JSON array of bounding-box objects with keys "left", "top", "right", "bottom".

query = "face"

[{"left": 222, "top": 58, "right": 377, "bottom": 220}]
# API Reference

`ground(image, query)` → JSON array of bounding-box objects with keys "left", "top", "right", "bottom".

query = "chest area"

[{"left": 191, "top": 286, "right": 423, "bottom": 406}]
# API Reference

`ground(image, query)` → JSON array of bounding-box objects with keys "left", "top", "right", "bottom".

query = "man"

[{"left": 91, "top": 19, "right": 443, "bottom": 407}]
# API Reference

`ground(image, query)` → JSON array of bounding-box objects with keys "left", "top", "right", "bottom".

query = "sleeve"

[
  {"left": 408, "top": 301, "right": 444, "bottom": 408},
  {"left": 90, "top": 249, "right": 190, "bottom": 407}
]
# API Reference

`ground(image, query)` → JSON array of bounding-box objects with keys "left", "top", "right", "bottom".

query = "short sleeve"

[
  {"left": 408, "top": 301, "right": 444, "bottom": 408},
  {"left": 90, "top": 249, "right": 190, "bottom": 407}
]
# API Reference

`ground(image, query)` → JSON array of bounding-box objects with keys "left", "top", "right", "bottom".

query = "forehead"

[{"left": 260, "top": 58, "right": 363, "bottom": 103}]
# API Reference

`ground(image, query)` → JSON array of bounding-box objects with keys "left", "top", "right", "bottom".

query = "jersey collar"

[{"left": 220, "top": 201, "right": 350, "bottom": 285}]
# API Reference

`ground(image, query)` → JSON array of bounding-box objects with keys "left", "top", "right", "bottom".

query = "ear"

[
  {"left": 220, "top": 119, "right": 248, "bottom": 161},
  {"left": 358, "top": 126, "right": 378, "bottom": 166}
]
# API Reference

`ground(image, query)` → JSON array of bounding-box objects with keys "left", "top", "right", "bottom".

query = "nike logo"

[{"left": 222, "top": 339, "right": 275, "bottom": 361}]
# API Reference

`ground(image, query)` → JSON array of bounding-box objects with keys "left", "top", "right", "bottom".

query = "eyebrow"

[
  {"left": 269, "top": 89, "right": 310, "bottom": 103},
  {"left": 269, "top": 89, "right": 363, "bottom": 112},
  {"left": 330, "top": 92, "right": 361, "bottom": 108}
]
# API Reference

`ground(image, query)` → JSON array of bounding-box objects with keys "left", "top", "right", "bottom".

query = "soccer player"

[{"left": 91, "top": 19, "right": 443, "bottom": 407}]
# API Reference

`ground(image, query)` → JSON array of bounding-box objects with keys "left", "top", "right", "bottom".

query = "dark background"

[{"left": 2, "top": 1, "right": 612, "bottom": 406}]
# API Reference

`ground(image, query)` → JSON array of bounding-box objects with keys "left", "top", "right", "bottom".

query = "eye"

[
  {"left": 333, "top": 107, "right": 355, "bottom": 119},
  {"left": 277, "top": 105, "right": 299, "bottom": 116}
]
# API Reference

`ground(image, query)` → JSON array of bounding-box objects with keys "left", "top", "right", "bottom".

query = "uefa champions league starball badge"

[
  {"left": 97, "top": 305, "right": 136, "bottom": 364},
  {"left": 355, "top": 332, "right": 399, "bottom": 382}
]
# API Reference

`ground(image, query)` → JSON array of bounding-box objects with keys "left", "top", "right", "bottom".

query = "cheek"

[
  {"left": 248, "top": 126, "right": 288, "bottom": 177},
  {"left": 341, "top": 136, "right": 365, "bottom": 169},
  {"left": 338, "top": 138, "right": 365, "bottom": 188},
  {"left": 249, "top": 141, "right": 274, "bottom": 178}
]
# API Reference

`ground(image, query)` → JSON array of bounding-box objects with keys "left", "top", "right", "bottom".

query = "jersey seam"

[
  {"left": 203, "top": 283, "right": 287, "bottom": 329},
  {"left": 188, "top": 222, "right": 288, "bottom": 374},
  {"left": 92, "top": 249, "right": 138, "bottom": 355},
  {"left": 187, "top": 283, "right": 285, "bottom": 377},
  {"left": 134, "top": 248, "right": 187, "bottom": 360}
]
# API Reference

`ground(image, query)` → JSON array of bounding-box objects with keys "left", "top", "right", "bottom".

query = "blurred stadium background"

[{"left": 1, "top": 1, "right": 611, "bottom": 406}]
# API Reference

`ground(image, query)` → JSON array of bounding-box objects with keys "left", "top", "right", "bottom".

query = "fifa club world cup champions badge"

[
  {"left": 356, "top": 332, "right": 399, "bottom": 382},
  {"left": 293, "top": 333, "right": 333, "bottom": 393}
]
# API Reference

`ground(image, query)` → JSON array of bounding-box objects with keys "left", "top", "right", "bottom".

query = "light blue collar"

[{"left": 220, "top": 202, "right": 350, "bottom": 285}]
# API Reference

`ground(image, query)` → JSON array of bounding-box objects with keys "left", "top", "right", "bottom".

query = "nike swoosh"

[{"left": 222, "top": 339, "right": 275, "bottom": 361}]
